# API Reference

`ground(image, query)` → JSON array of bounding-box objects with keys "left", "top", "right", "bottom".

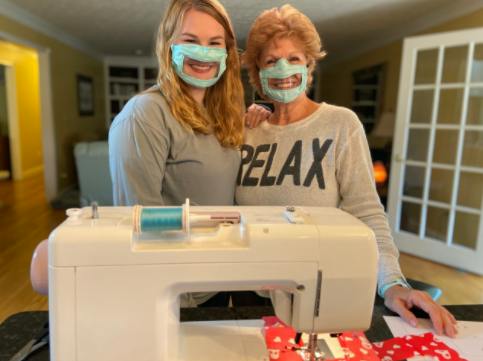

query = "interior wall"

[
  {"left": 0, "top": 14, "right": 105, "bottom": 192},
  {"left": 0, "top": 41, "right": 42, "bottom": 177},
  {"left": 320, "top": 7, "right": 483, "bottom": 117}
]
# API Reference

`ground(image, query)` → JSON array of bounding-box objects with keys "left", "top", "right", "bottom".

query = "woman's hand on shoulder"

[
  {"left": 384, "top": 285, "right": 458, "bottom": 337},
  {"left": 245, "top": 104, "right": 271, "bottom": 129}
]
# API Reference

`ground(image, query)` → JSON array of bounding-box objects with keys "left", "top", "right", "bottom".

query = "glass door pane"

[
  {"left": 410, "top": 90, "right": 433, "bottom": 123},
  {"left": 403, "top": 166, "right": 425, "bottom": 198},
  {"left": 415, "top": 48, "right": 438, "bottom": 84},
  {"left": 437, "top": 89, "right": 464, "bottom": 124},
  {"left": 458, "top": 172, "right": 483, "bottom": 209},
  {"left": 425, "top": 206, "right": 449, "bottom": 242},
  {"left": 428, "top": 168, "right": 453, "bottom": 203},
  {"left": 461, "top": 131, "right": 483, "bottom": 168},
  {"left": 433, "top": 130, "right": 459, "bottom": 164},
  {"left": 406, "top": 129, "right": 430, "bottom": 161},
  {"left": 442, "top": 46, "right": 468, "bottom": 83},
  {"left": 453, "top": 212, "right": 480, "bottom": 250},
  {"left": 400, "top": 202, "right": 421, "bottom": 235},
  {"left": 467, "top": 87, "right": 483, "bottom": 125},
  {"left": 471, "top": 43, "right": 483, "bottom": 82}
]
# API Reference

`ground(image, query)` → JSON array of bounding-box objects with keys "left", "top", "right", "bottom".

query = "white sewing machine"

[{"left": 48, "top": 203, "right": 378, "bottom": 361}]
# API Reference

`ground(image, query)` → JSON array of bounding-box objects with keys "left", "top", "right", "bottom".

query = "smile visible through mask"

[
  {"left": 171, "top": 44, "right": 227, "bottom": 88},
  {"left": 259, "top": 58, "right": 308, "bottom": 103}
]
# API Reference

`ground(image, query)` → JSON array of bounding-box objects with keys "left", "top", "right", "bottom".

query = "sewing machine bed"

[{"left": 2, "top": 303, "right": 483, "bottom": 361}]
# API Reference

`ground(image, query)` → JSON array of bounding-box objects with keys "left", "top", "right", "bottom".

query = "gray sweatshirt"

[
  {"left": 109, "top": 91, "right": 240, "bottom": 207},
  {"left": 109, "top": 90, "right": 240, "bottom": 306},
  {"left": 235, "top": 102, "right": 406, "bottom": 292}
]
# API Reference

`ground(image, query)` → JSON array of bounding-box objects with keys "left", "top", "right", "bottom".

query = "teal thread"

[{"left": 140, "top": 207, "right": 183, "bottom": 232}]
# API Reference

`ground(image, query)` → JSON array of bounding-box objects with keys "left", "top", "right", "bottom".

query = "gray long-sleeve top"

[
  {"left": 109, "top": 91, "right": 240, "bottom": 207},
  {"left": 235, "top": 102, "right": 406, "bottom": 293}
]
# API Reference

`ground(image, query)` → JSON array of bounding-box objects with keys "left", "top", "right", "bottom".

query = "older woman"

[{"left": 236, "top": 5, "right": 457, "bottom": 336}]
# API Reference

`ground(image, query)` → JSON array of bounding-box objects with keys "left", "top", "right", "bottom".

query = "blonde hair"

[
  {"left": 155, "top": 0, "right": 244, "bottom": 148},
  {"left": 243, "top": 4, "right": 326, "bottom": 96}
]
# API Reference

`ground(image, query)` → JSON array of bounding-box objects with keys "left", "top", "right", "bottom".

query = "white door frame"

[
  {"left": 0, "top": 31, "right": 57, "bottom": 201},
  {"left": 1, "top": 63, "right": 22, "bottom": 180},
  {"left": 388, "top": 27, "right": 483, "bottom": 274},
  {"left": 38, "top": 49, "right": 56, "bottom": 201}
]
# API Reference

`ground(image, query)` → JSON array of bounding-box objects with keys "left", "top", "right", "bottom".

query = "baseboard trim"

[{"left": 22, "top": 165, "right": 44, "bottom": 179}]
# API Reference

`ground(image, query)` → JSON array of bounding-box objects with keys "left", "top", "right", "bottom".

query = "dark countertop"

[{"left": 2, "top": 300, "right": 483, "bottom": 361}]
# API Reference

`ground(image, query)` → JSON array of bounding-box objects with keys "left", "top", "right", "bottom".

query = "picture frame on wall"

[{"left": 77, "top": 74, "right": 94, "bottom": 116}]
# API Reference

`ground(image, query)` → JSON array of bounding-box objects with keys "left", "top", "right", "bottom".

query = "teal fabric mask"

[
  {"left": 171, "top": 44, "right": 227, "bottom": 88},
  {"left": 259, "top": 59, "right": 308, "bottom": 103}
]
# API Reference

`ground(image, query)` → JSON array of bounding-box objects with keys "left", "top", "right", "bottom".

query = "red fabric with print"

[
  {"left": 262, "top": 316, "right": 303, "bottom": 361},
  {"left": 334, "top": 332, "right": 381, "bottom": 361},
  {"left": 261, "top": 317, "right": 465, "bottom": 361},
  {"left": 262, "top": 318, "right": 380, "bottom": 361},
  {"left": 372, "top": 332, "right": 467, "bottom": 361}
]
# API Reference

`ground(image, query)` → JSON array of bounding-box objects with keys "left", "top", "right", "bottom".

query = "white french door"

[{"left": 388, "top": 27, "right": 483, "bottom": 274}]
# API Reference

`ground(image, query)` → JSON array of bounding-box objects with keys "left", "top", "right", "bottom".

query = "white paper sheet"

[{"left": 384, "top": 316, "right": 483, "bottom": 361}]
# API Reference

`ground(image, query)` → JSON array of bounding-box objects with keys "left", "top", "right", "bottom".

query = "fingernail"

[{"left": 411, "top": 320, "right": 417, "bottom": 327}]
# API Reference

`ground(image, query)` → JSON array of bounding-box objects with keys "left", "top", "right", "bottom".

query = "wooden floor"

[
  {"left": 0, "top": 174, "right": 482, "bottom": 323},
  {"left": 0, "top": 174, "right": 65, "bottom": 323}
]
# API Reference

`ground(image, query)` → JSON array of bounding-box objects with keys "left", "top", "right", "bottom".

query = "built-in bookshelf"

[
  {"left": 104, "top": 57, "right": 157, "bottom": 127},
  {"left": 352, "top": 64, "right": 385, "bottom": 134}
]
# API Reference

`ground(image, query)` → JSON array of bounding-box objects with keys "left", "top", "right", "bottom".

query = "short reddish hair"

[{"left": 243, "top": 4, "right": 326, "bottom": 95}]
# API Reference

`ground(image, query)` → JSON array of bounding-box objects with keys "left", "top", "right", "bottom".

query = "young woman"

[
  {"left": 31, "top": 0, "right": 247, "bottom": 307},
  {"left": 110, "top": 0, "right": 243, "bottom": 207},
  {"left": 236, "top": 4, "right": 457, "bottom": 336}
]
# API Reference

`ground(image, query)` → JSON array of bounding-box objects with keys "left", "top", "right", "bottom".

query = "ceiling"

[{"left": 2, "top": 0, "right": 483, "bottom": 62}]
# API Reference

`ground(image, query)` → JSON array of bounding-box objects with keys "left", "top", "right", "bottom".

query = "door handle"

[{"left": 394, "top": 154, "right": 405, "bottom": 162}]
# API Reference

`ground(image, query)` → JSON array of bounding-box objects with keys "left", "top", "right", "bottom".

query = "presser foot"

[
  {"left": 296, "top": 333, "right": 326, "bottom": 361},
  {"left": 297, "top": 349, "right": 325, "bottom": 361}
]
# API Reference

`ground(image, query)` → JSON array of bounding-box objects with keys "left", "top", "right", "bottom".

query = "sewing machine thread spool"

[
  {"left": 139, "top": 207, "right": 183, "bottom": 232},
  {"left": 132, "top": 199, "right": 241, "bottom": 235},
  {"left": 133, "top": 199, "right": 190, "bottom": 233}
]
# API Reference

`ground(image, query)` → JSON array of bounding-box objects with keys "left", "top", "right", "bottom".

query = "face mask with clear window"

[
  {"left": 259, "top": 58, "right": 308, "bottom": 103},
  {"left": 171, "top": 44, "right": 227, "bottom": 88}
]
